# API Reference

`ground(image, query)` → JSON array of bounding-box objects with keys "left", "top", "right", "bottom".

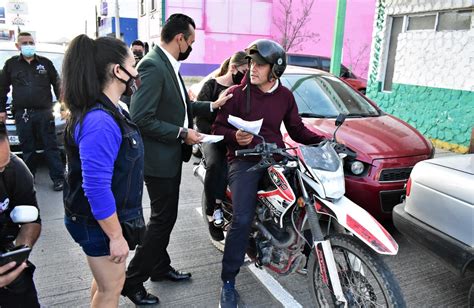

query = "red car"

[
  {"left": 286, "top": 53, "right": 367, "bottom": 94},
  {"left": 189, "top": 66, "right": 433, "bottom": 220}
]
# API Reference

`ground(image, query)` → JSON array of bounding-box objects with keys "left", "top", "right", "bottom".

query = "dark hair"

[
  {"left": 0, "top": 122, "right": 7, "bottom": 142},
  {"left": 215, "top": 51, "right": 247, "bottom": 77},
  {"left": 17, "top": 32, "right": 33, "bottom": 41},
  {"left": 131, "top": 40, "right": 145, "bottom": 48},
  {"left": 61, "top": 34, "right": 129, "bottom": 120},
  {"left": 161, "top": 13, "right": 195, "bottom": 43}
]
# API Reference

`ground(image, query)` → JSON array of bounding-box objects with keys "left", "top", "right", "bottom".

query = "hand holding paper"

[{"left": 228, "top": 115, "right": 263, "bottom": 135}]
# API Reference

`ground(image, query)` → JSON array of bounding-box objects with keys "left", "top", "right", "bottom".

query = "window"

[
  {"left": 383, "top": 16, "right": 403, "bottom": 92},
  {"left": 438, "top": 10, "right": 471, "bottom": 31},
  {"left": 407, "top": 14, "right": 436, "bottom": 31}
]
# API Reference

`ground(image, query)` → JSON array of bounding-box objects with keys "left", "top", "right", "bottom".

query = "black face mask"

[
  {"left": 116, "top": 65, "right": 141, "bottom": 96},
  {"left": 133, "top": 50, "right": 143, "bottom": 61},
  {"left": 232, "top": 70, "right": 245, "bottom": 85},
  {"left": 178, "top": 40, "right": 192, "bottom": 61}
]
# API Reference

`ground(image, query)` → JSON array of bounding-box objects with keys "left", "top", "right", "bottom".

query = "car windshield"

[
  {"left": 281, "top": 74, "right": 379, "bottom": 118},
  {"left": 0, "top": 50, "right": 63, "bottom": 72}
]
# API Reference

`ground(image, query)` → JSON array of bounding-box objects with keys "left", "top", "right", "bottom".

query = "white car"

[{"left": 393, "top": 154, "right": 474, "bottom": 305}]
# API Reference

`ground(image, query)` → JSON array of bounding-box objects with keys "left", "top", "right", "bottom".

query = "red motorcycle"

[{"left": 194, "top": 115, "right": 405, "bottom": 307}]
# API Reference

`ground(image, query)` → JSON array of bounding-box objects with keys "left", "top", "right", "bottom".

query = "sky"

[{"left": 6, "top": 0, "right": 97, "bottom": 42}]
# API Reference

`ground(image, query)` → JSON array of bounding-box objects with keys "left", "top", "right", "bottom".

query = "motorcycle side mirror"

[
  {"left": 10, "top": 206, "right": 39, "bottom": 223},
  {"left": 335, "top": 113, "right": 346, "bottom": 127}
]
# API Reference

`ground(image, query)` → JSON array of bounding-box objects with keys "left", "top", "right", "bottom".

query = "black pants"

[
  {"left": 202, "top": 141, "right": 228, "bottom": 216},
  {"left": 221, "top": 160, "right": 265, "bottom": 283},
  {"left": 14, "top": 109, "right": 64, "bottom": 182},
  {"left": 123, "top": 171, "right": 182, "bottom": 292},
  {"left": 0, "top": 263, "right": 40, "bottom": 308}
]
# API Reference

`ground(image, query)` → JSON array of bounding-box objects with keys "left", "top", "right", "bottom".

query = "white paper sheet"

[
  {"left": 200, "top": 134, "right": 224, "bottom": 143},
  {"left": 228, "top": 115, "right": 263, "bottom": 135}
]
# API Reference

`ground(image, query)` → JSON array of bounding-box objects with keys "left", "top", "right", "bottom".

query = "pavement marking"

[{"left": 195, "top": 207, "right": 303, "bottom": 308}]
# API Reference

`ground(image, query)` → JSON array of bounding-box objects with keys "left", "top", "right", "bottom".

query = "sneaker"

[
  {"left": 219, "top": 284, "right": 239, "bottom": 308},
  {"left": 208, "top": 221, "right": 224, "bottom": 241},
  {"left": 53, "top": 180, "right": 64, "bottom": 191},
  {"left": 213, "top": 208, "right": 224, "bottom": 227}
]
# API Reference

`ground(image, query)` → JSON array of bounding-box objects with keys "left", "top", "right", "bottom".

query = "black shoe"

[
  {"left": 53, "top": 180, "right": 64, "bottom": 191},
  {"left": 219, "top": 285, "right": 240, "bottom": 308},
  {"left": 150, "top": 267, "right": 192, "bottom": 282},
  {"left": 209, "top": 221, "right": 225, "bottom": 241},
  {"left": 123, "top": 287, "right": 159, "bottom": 305}
]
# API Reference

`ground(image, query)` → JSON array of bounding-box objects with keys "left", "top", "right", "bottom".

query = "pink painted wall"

[
  {"left": 271, "top": 0, "right": 376, "bottom": 78},
  {"left": 166, "top": 0, "right": 375, "bottom": 78}
]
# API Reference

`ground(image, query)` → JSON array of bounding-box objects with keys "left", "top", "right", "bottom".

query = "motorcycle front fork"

[{"left": 305, "top": 202, "right": 348, "bottom": 307}]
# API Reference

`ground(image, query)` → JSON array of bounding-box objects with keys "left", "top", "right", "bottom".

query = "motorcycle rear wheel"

[{"left": 308, "top": 234, "right": 405, "bottom": 307}]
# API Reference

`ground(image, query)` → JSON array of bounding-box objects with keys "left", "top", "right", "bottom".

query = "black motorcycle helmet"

[{"left": 245, "top": 39, "right": 287, "bottom": 81}]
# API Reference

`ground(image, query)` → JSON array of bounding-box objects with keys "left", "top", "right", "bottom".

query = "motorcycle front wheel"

[{"left": 308, "top": 234, "right": 405, "bottom": 307}]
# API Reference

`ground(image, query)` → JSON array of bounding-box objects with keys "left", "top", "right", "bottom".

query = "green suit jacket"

[{"left": 130, "top": 46, "right": 212, "bottom": 178}]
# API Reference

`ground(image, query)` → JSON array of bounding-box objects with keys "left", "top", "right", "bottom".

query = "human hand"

[
  {"left": 184, "top": 128, "right": 203, "bottom": 145},
  {"left": 0, "top": 261, "right": 27, "bottom": 288},
  {"left": 0, "top": 112, "right": 6, "bottom": 122},
  {"left": 212, "top": 89, "right": 233, "bottom": 110},
  {"left": 235, "top": 129, "right": 253, "bottom": 146},
  {"left": 108, "top": 236, "right": 129, "bottom": 264}
]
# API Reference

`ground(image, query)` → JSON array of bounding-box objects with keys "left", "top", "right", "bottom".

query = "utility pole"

[
  {"left": 330, "top": 0, "right": 346, "bottom": 77},
  {"left": 115, "top": 0, "right": 121, "bottom": 40}
]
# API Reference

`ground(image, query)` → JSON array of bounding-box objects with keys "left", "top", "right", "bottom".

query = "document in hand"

[
  {"left": 228, "top": 115, "right": 263, "bottom": 135},
  {"left": 200, "top": 134, "right": 224, "bottom": 143}
]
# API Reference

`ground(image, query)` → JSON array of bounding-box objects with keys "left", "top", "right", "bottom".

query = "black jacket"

[
  {"left": 0, "top": 154, "right": 40, "bottom": 248},
  {"left": 0, "top": 54, "right": 60, "bottom": 112}
]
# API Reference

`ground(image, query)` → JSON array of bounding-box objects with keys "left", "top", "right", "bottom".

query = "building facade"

[
  {"left": 138, "top": 0, "right": 376, "bottom": 78},
  {"left": 366, "top": 0, "right": 473, "bottom": 152},
  {"left": 98, "top": 0, "right": 138, "bottom": 46}
]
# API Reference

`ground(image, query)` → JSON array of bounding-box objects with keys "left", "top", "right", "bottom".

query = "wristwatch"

[{"left": 179, "top": 127, "right": 188, "bottom": 140}]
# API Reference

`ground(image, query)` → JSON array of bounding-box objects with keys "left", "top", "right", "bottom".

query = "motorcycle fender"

[{"left": 315, "top": 196, "right": 399, "bottom": 255}]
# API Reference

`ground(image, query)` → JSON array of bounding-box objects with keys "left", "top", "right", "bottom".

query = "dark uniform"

[
  {"left": 0, "top": 53, "right": 64, "bottom": 187},
  {"left": 0, "top": 154, "right": 41, "bottom": 308}
]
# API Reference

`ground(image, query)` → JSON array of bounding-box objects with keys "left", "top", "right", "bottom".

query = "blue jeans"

[
  {"left": 64, "top": 216, "right": 110, "bottom": 257},
  {"left": 221, "top": 160, "right": 265, "bottom": 283}
]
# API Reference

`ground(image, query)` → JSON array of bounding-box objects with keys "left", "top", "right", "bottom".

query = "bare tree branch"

[{"left": 273, "top": 0, "right": 320, "bottom": 51}]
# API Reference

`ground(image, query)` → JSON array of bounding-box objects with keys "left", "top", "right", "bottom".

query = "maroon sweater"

[{"left": 212, "top": 82, "right": 324, "bottom": 161}]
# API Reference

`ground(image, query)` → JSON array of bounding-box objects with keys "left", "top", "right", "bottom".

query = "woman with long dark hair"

[
  {"left": 61, "top": 34, "right": 147, "bottom": 307},
  {"left": 196, "top": 51, "right": 248, "bottom": 242}
]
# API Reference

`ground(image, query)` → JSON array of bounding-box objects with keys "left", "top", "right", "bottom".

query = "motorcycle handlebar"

[{"left": 235, "top": 148, "right": 260, "bottom": 157}]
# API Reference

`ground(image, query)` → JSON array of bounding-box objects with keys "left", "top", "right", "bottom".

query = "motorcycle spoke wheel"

[{"left": 308, "top": 234, "right": 405, "bottom": 307}]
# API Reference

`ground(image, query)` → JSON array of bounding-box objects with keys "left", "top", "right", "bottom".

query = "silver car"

[{"left": 393, "top": 154, "right": 474, "bottom": 303}]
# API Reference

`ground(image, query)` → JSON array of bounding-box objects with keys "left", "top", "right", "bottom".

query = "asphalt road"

[{"left": 29, "top": 157, "right": 473, "bottom": 307}]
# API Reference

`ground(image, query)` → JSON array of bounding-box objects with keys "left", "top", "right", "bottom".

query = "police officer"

[
  {"left": 0, "top": 32, "right": 64, "bottom": 191},
  {"left": 0, "top": 122, "right": 41, "bottom": 307}
]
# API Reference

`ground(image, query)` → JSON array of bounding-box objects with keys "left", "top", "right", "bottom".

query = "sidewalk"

[{"left": 434, "top": 147, "right": 462, "bottom": 158}]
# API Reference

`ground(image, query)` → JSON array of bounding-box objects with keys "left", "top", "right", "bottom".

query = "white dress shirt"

[{"left": 158, "top": 45, "right": 188, "bottom": 129}]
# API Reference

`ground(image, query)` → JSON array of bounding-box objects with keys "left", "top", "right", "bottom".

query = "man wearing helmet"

[{"left": 212, "top": 39, "right": 325, "bottom": 308}]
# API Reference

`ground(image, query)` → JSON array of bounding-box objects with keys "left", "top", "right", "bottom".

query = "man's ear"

[{"left": 15, "top": 42, "right": 20, "bottom": 51}]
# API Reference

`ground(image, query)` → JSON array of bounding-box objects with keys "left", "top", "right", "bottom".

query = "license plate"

[{"left": 8, "top": 135, "right": 20, "bottom": 145}]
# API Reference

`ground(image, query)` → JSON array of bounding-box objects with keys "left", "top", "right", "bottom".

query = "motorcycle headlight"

[{"left": 350, "top": 161, "right": 365, "bottom": 175}]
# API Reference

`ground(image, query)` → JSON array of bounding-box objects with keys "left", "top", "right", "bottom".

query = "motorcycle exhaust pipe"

[
  {"left": 193, "top": 163, "right": 206, "bottom": 184},
  {"left": 253, "top": 221, "right": 296, "bottom": 248}
]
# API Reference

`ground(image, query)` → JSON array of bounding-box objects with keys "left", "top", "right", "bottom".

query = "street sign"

[
  {"left": 11, "top": 14, "right": 24, "bottom": 25},
  {"left": 7, "top": 1, "right": 28, "bottom": 15}
]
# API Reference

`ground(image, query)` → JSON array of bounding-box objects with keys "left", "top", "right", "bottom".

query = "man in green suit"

[{"left": 122, "top": 14, "right": 231, "bottom": 305}]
